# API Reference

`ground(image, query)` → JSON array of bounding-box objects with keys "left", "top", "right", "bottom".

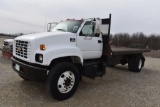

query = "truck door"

[{"left": 77, "top": 21, "right": 103, "bottom": 59}]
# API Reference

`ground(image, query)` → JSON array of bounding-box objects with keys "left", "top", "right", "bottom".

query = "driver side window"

[{"left": 80, "top": 21, "right": 95, "bottom": 36}]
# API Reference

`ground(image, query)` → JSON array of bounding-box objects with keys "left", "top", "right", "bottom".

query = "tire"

[
  {"left": 120, "top": 59, "right": 127, "bottom": 65},
  {"left": 46, "top": 62, "right": 80, "bottom": 101},
  {"left": 128, "top": 55, "right": 144, "bottom": 72},
  {"left": 128, "top": 57, "right": 134, "bottom": 71},
  {"left": 108, "top": 65, "right": 115, "bottom": 67},
  {"left": 19, "top": 75, "right": 30, "bottom": 81}
]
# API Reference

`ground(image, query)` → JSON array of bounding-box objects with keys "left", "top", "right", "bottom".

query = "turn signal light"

[{"left": 40, "top": 44, "right": 46, "bottom": 50}]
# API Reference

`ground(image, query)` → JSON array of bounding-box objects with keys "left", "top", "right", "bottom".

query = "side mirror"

[
  {"left": 94, "top": 18, "right": 101, "bottom": 34},
  {"left": 47, "top": 23, "right": 51, "bottom": 32},
  {"left": 79, "top": 31, "right": 83, "bottom": 36},
  {"left": 94, "top": 33, "right": 100, "bottom": 37},
  {"left": 47, "top": 22, "right": 58, "bottom": 32}
]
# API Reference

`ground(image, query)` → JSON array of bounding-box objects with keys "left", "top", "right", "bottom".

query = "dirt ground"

[{"left": 0, "top": 36, "right": 160, "bottom": 107}]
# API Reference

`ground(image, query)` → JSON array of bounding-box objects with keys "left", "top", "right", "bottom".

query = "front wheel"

[
  {"left": 19, "top": 75, "right": 30, "bottom": 81},
  {"left": 46, "top": 62, "right": 80, "bottom": 101}
]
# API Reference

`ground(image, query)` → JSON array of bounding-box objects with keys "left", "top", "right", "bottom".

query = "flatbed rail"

[{"left": 111, "top": 47, "right": 151, "bottom": 55}]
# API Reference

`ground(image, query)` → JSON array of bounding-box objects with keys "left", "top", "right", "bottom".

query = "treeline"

[
  {"left": 0, "top": 32, "right": 36, "bottom": 37},
  {"left": 110, "top": 32, "right": 160, "bottom": 50},
  {"left": 0, "top": 33, "right": 24, "bottom": 37},
  {"left": 1, "top": 32, "right": 160, "bottom": 50}
]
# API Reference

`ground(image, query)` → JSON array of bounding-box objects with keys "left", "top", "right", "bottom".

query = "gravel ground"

[
  {"left": 144, "top": 50, "right": 160, "bottom": 58},
  {"left": 1, "top": 37, "right": 160, "bottom": 107}
]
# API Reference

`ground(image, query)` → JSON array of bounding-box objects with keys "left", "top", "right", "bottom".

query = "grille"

[{"left": 15, "top": 40, "right": 30, "bottom": 59}]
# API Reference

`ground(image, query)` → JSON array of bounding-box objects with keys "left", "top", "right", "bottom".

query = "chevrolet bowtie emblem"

[{"left": 17, "top": 47, "right": 22, "bottom": 51}]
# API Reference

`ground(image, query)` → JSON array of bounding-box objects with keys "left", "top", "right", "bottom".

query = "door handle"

[{"left": 98, "top": 40, "right": 102, "bottom": 43}]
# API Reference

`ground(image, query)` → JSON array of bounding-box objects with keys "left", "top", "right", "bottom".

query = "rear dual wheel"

[{"left": 128, "top": 55, "right": 144, "bottom": 72}]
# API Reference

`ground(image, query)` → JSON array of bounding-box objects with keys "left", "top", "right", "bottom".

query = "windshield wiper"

[{"left": 56, "top": 29, "right": 66, "bottom": 32}]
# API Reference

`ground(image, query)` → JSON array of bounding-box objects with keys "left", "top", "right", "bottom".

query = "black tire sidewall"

[
  {"left": 19, "top": 75, "right": 30, "bottom": 81},
  {"left": 128, "top": 55, "right": 144, "bottom": 72},
  {"left": 46, "top": 62, "right": 79, "bottom": 101},
  {"left": 134, "top": 56, "right": 143, "bottom": 72},
  {"left": 128, "top": 57, "right": 134, "bottom": 71}
]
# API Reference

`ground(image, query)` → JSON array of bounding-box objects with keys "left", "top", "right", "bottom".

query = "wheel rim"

[
  {"left": 57, "top": 71, "right": 75, "bottom": 93},
  {"left": 138, "top": 59, "right": 142, "bottom": 69}
]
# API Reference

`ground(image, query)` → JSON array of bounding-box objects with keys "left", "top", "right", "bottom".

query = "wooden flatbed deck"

[{"left": 111, "top": 47, "right": 151, "bottom": 55}]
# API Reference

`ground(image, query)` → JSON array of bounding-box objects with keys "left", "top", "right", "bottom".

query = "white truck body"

[{"left": 13, "top": 19, "right": 104, "bottom": 66}]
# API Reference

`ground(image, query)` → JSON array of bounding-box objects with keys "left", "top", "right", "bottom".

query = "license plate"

[{"left": 15, "top": 64, "right": 20, "bottom": 71}]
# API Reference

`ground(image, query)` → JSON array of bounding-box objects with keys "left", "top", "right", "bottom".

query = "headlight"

[
  {"left": 35, "top": 54, "right": 43, "bottom": 63},
  {"left": 8, "top": 42, "right": 12, "bottom": 45}
]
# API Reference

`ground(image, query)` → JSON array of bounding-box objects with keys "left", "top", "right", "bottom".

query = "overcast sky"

[{"left": 0, "top": 0, "right": 160, "bottom": 34}]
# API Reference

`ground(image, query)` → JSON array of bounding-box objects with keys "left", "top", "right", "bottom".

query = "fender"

[{"left": 46, "top": 46, "right": 83, "bottom": 65}]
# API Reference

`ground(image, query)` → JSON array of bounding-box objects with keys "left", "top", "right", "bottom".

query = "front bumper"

[{"left": 12, "top": 57, "right": 47, "bottom": 82}]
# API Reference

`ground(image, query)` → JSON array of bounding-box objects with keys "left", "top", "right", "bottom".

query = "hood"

[
  {"left": 15, "top": 31, "right": 76, "bottom": 41},
  {"left": 4, "top": 39, "right": 14, "bottom": 45},
  {"left": 4, "top": 39, "right": 14, "bottom": 42}
]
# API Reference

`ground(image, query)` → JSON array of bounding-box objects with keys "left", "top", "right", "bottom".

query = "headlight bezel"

[{"left": 35, "top": 54, "right": 43, "bottom": 63}]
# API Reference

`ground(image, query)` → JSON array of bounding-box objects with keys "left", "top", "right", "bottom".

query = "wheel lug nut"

[{"left": 58, "top": 85, "right": 62, "bottom": 88}]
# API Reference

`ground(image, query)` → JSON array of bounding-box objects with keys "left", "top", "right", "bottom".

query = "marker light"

[{"left": 40, "top": 44, "right": 46, "bottom": 50}]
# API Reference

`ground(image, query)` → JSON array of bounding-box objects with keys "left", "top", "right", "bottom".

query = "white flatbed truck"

[{"left": 12, "top": 14, "right": 150, "bottom": 100}]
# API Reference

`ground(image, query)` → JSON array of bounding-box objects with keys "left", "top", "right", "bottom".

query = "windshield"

[{"left": 51, "top": 20, "right": 83, "bottom": 33}]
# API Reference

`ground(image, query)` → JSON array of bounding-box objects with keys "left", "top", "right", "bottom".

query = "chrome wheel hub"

[
  {"left": 57, "top": 71, "right": 75, "bottom": 93},
  {"left": 138, "top": 59, "right": 142, "bottom": 69}
]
